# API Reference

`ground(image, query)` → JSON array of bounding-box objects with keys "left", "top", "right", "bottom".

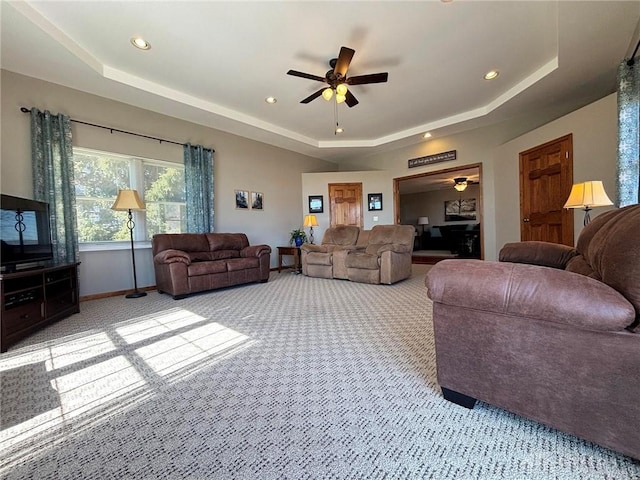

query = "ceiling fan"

[{"left": 287, "top": 46, "right": 389, "bottom": 108}]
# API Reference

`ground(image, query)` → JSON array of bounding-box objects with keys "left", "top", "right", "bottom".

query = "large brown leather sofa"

[
  {"left": 425, "top": 204, "right": 640, "bottom": 459},
  {"left": 153, "top": 233, "right": 271, "bottom": 299},
  {"left": 301, "top": 224, "right": 414, "bottom": 284}
]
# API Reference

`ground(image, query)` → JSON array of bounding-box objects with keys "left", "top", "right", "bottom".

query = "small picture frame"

[
  {"left": 235, "top": 190, "right": 249, "bottom": 209},
  {"left": 368, "top": 193, "right": 383, "bottom": 211},
  {"left": 251, "top": 191, "right": 264, "bottom": 210},
  {"left": 308, "top": 195, "right": 324, "bottom": 214}
]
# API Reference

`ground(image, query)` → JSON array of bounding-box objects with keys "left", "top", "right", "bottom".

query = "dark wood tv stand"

[{"left": 1, "top": 262, "right": 80, "bottom": 353}]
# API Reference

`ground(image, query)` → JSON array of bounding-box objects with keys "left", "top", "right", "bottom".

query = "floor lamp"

[
  {"left": 417, "top": 216, "right": 429, "bottom": 250},
  {"left": 111, "top": 189, "right": 147, "bottom": 298},
  {"left": 563, "top": 181, "right": 613, "bottom": 226},
  {"left": 303, "top": 214, "right": 319, "bottom": 244}
]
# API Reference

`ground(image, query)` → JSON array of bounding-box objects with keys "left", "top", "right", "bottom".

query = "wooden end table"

[{"left": 277, "top": 246, "right": 301, "bottom": 273}]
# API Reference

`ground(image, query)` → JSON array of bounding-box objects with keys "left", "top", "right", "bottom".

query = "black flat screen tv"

[{"left": 1, "top": 194, "right": 54, "bottom": 272}]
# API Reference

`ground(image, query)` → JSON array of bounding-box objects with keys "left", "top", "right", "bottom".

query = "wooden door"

[
  {"left": 519, "top": 134, "right": 574, "bottom": 245},
  {"left": 328, "top": 183, "right": 363, "bottom": 227}
]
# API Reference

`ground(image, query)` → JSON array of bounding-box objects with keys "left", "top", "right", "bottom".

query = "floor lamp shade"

[
  {"left": 111, "top": 189, "right": 147, "bottom": 298},
  {"left": 111, "top": 189, "right": 146, "bottom": 211},
  {"left": 563, "top": 181, "right": 613, "bottom": 225},
  {"left": 417, "top": 216, "right": 429, "bottom": 226}
]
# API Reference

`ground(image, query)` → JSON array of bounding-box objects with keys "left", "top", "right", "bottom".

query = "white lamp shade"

[
  {"left": 563, "top": 181, "right": 613, "bottom": 209},
  {"left": 111, "top": 189, "right": 145, "bottom": 211},
  {"left": 417, "top": 216, "right": 430, "bottom": 225},
  {"left": 303, "top": 214, "right": 319, "bottom": 227}
]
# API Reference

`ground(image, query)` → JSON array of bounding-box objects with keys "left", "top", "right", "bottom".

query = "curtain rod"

[
  {"left": 627, "top": 38, "right": 640, "bottom": 66},
  {"left": 20, "top": 107, "right": 214, "bottom": 151}
]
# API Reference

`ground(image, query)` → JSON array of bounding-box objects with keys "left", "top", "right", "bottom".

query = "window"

[{"left": 73, "top": 148, "right": 185, "bottom": 243}]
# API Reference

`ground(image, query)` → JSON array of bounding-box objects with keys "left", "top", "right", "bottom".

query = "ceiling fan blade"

[
  {"left": 334, "top": 47, "right": 355, "bottom": 78},
  {"left": 287, "top": 70, "right": 326, "bottom": 83},
  {"left": 345, "top": 90, "right": 359, "bottom": 108},
  {"left": 300, "top": 88, "right": 325, "bottom": 104},
  {"left": 347, "top": 72, "right": 389, "bottom": 85}
]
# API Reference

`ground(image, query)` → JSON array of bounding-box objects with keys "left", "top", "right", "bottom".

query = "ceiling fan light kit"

[{"left": 453, "top": 177, "right": 468, "bottom": 191}]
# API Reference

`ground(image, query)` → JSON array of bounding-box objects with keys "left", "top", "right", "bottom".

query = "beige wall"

[
  {"left": 494, "top": 94, "right": 617, "bottom": 252},
  {"left": 332, "top": 94, "right": 618, "bottom": 259},
  {"left": 1, "top": 68, "right": 619, "bottom": 294},
  {"left": 301, "top": 170, "right": 393, "bottom": 242},
  {"left": 1, "top": 70, "right": 336, "bottom": 296}
]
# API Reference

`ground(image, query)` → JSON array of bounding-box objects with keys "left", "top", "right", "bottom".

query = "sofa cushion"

[
  {"left": 345, "top": 252, "right": 380, "bottom": 270},
  {"left": 568, "top": 205, "right": 640, "bottom": 320},
  {"left": 306, "top": 252, "right": 333, "bottom": 266},
  {"left": 227, "top": 257, "right": 260, "bottom": 271},
  {"left": 188, "top": 260, "right": 228, "bottom": 276},
  {"left": 320, "top": 225, "right": 360, "bottom": 246},
  {"left": 368, "top": 224, "right": 415, "bottom": 246},
  {"left": 153, "top": 233, "right": 211, "bottom": 255},
  {"left": 205, "top": 233, "right": 249, "bottom": 252},
  {"left": 365, "top": 243, "right": 385, "bottom": 256}
]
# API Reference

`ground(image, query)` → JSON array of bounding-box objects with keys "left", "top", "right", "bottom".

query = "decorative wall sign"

[
  {"left": 445, "top": 198, "right": 477, "bottom": 221},
  {"left": 251, "top": 191, "right": 264, "bottom": 210},
  {"left": 408, "top": 150, "right": 457, "bottom": 168},
  {"left": 235, "top": 190, "right": 249, "bottom": 209},
  {"left": 368, "top": 193, "right": 383, "bottom": 211},
  {"left": 308, "top": 195, "right": 323, "bottom": 213}
]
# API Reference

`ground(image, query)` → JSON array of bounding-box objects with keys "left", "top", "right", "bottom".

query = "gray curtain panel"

[
  {"left": 183, "top": 143, "right": 214, "bottom": 233},
  {"left": 617, "top": 58, "right": 640, "bottom": 207},
  {"left": 30, "top": 108, "right": 79, "bottom": 264}
]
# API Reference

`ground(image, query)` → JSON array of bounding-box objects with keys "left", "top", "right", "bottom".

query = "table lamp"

[
  {"left": 563, "top": 181, "right": 613, "bottom": 226},
  {"left": 303, "top": 214, "right": 319, "bottom": 244}
]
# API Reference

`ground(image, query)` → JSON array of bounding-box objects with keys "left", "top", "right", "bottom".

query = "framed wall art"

[
  {"left": 235, "top": 190, "right": 249, "bottom": 209},
  {"left": 445, "top": 198, "right": 477, "bottom": 221},
  {"left": 368, "top": 193, "right": 383, "bottom": 211},
  {"left": 308, "top": 195, "right": 323, "bottom": 214},
  {"left": 251, "top": 191, "right": 264, "bottom": 210}
]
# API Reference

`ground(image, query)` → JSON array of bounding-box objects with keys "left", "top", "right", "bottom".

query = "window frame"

[{"left": 73, "top": 147, "right": 185, "bottom": 251}]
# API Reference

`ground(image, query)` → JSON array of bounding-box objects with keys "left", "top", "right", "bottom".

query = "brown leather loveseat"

[
  {"left": 153, "top": 233, "right": 271, "bottom": 299},
  {"left": 425, "top": 204, "right": 640, "bottom": 459}
]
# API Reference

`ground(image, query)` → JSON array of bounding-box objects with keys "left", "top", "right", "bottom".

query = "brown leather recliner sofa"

[
  {"left": 153, "top": 233, "right": 271, "bottom": 299},
  {"left": 425, "top": 204, "right": 640, "bottom": 459}
]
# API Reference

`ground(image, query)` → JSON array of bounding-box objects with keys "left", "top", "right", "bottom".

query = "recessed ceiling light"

[
  {"left": 265, "top": 97, "right": 277, "bottom": 104},
  {"left": 423, "top": 132, "right": 432, "bottom": 139},
  {"left": 130, "top": 37, "right": 151, "bottom": 50},
  {"left": 335, "top": 127, "right": 344, "bottom": 134},
  {"left": 484, "top": 70, "right": 499, "bottom": 80}
]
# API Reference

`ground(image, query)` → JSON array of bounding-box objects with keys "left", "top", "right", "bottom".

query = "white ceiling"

[{"left": 2, "top": 1, "right": 639, "bottom": 164}]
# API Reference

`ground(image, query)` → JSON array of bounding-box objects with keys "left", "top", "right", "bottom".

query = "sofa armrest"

[
  {"left": 377, "top": 243, "right": 412, "bottom": 255},
  {"left": 499, "top": 241, "right": 577, "bottom": 269},
  {"left": 300, "top": 244, "right": 333, "bottom": 253},
  {"left": 154, "top": 249, "right": 191, "bottom": 265},
  {"left": 241, "top": 244, "right": 271, "bottom": 257},
  {"left": 426, "top": 259, "right": 635, "bottom": 332}
]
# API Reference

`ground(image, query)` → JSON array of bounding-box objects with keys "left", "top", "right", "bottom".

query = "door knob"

[{"left": 523, "top": 218, "right": 530, "bottom": 223}]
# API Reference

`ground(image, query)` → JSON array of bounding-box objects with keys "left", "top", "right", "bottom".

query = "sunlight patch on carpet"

[{"left": 0, "top": 307, "right": 254, "bottom": 474}]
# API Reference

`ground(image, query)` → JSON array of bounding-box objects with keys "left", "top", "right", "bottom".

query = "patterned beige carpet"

[{"left": 1, "top": 265, "right": 638, "bottom": 479}]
